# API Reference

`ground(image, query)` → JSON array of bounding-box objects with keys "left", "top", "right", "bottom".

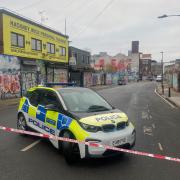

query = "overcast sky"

[{"left": 1, "top": 0, "right": 180, "bottom": 62}]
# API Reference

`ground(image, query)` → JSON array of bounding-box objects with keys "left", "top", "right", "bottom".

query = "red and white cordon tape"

[{"left": 0, "top": 125, "right": 180, "bottom": 163}]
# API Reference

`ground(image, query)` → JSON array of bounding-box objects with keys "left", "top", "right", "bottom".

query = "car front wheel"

[{"left": 62, "top": 131, "right": 80, "bottom": 164}]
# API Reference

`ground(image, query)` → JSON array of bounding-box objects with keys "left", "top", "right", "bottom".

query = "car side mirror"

[{"left": 45, "top": 104, "right": 59, "bottom": 112}]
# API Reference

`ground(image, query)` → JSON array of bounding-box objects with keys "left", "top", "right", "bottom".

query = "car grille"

[
  {"left": 117, "top": 122, "right": 126, "bottom": 130},
  {"left": 102, "top": 124, "right": 116, "bottom": 132},
  {"left": 101, "top": 122, "right": 127, "bottom": 132}
]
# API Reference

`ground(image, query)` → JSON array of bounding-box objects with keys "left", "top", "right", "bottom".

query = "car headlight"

[
  {"left": 126, "top": 120, "right": 129, "bottom": 126},
  {"left": 80, "top": 122, "right": 101, "bottom": 133}
]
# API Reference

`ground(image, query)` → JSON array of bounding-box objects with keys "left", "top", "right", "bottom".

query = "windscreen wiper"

[{"left": 87, "top": 105, "right": 110, "bottom": 112}]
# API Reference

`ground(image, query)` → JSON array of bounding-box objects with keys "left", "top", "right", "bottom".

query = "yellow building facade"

[{"left": 1, "top": 11, "right": 68, "bottom": 63}]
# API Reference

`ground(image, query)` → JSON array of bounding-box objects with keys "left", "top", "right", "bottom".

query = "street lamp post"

[
  {"left": 160, "top": 51, "right": 164, "bottom": 94},
  {"left": 157, "top": 14, "right": 180, "bottom": 94},
  {"left": 158, "top": 14, "right": 180, "bottom": 18}
]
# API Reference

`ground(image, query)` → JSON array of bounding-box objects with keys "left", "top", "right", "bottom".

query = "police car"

[{"left": 17, "top": 83, "right": 136, "bottom": 163}]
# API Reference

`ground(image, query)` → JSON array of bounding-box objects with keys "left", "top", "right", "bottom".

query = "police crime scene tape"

[{"left": 0, "top": 125, "right": 180, "bottom": 163}]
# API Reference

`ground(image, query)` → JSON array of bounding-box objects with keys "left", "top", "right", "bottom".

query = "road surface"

[{"left": 0, "top": 82, "right": 180, "bottom": 180}]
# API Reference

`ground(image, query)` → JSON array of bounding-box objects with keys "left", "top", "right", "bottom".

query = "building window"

[
  {"left": 59, "top": 46, "right": 66, "bottom": 56},
  {"left": 74, "top": 53, "right": 77, "bottom": 60},
  {"left": 31, "top": 38, "right": 42, "bottom": 51},
  {"left": 47, "top": 43, "right": 55, "bottom": 54},
  {"left": 11, "top": 32, "right": 25, "bottom": 48},
  {"left": 87, "top": 56, "right": 90, "bottom": 64},
  {"left": 82, "top": 55, "right": 85, "bottom": 63}
]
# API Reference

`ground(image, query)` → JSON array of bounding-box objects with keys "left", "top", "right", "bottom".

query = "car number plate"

[{"left": 112, "top": 138, "right": 126, "bottom": 147}]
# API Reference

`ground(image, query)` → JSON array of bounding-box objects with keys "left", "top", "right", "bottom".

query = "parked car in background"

[
  {"left": 156, "top": 75, "right": 162, "bottom": 82},
  {"left": 147, "top": 76, "right": 153, "bottom": 81},
  {"left": 118, "top": 79, "right": 126, "bottom": 85}
]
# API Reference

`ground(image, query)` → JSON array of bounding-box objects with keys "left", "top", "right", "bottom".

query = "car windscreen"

[{"left": 58, "top": 88, "right": 113, "bottom": 113}]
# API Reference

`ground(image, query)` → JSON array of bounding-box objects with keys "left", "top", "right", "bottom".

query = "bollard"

[
  {"left": 168, "top": 87, "right": 171, "bottom": 97},
  {"left": 162, "top": 84, "right": 164, "bottom": 95}
]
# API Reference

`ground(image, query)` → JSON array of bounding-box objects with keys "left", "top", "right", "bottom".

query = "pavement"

[
  {"left": 0, "top": 98, "right": 20, "bottom": 110},
  {"left": 0, "top": 82, "right": 180, "bottom": 180},
  {"left": 156, "top": 82, "right": 180, "bottom": 108}
]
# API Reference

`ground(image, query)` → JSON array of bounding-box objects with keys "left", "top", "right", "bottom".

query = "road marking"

[
  {"left": 143, "top": 126, "right": 153, "bottom": 136},
  {"left": 21, "top": 139, "right": 41, "bottom": 152},
  {"left": 145, "top": 132, "right": 153, "bottom": 136},
  {"left": 158, "top": 143, "right": 163, "bottom": 151},
  {"left": 142, "top": 111, "right": 149, "bottom": 119},
  {"left": 152, "top": 123, "right": 155, "bottom": 129},
  {"left": 143, "top": 126, "right": 152, "bottom": 133},
  {"left": 154, "top": 89, "right": 176, "bottom": 108}
]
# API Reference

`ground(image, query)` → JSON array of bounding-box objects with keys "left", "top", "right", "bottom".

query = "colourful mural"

[
  {"left": 0, "top": 55, "right": 20, "bottom": 99},
  {"left": 173, "top": 73, "right": 179, "bottom": 91},
  {"left": 21, "top": 72, "right": 37, "bottom": 94},
  {"left": 36, "top": 60, "right": 46, "bottom": 85},
  {"left": 106, "top": 73, "right": 112, "bottom": 85},
  {"left": 84, "top": 72, "right": 92, "bottom": 87},
  {"left": 112, "top": 73, "right": 119, "bottom": 84},
  {"left": 47, "top": 67, "right": 54, "bottom": 83},
  {"left": 54, "top": 69, "right": 68, "bottom": 83}
]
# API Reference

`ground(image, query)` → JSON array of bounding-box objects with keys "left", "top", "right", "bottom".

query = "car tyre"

[
  {"left": 62, "top": 131, "right": 80, "bottom": 164},
  {"left": 17, "top": 113, "right": 28, "bottom": 133}
]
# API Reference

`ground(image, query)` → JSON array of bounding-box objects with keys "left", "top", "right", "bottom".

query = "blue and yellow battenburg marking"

[
  {"left": 46, "top": 118, "right": 56, "bottom": 126},
  {"left": 21, "top": 99, "right": 29, "bottom": 113},
  {"left": 57, "top": 114, "right": 72, "bottom": 130},
  {"left": 20, "top": 98, "right": 72, "bottom": 130},
  {"left": 36, "top": 105, "right": 47, "bottom": 122}
]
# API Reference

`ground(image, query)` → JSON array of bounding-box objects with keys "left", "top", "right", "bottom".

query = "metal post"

[
  {"left": 161, "top": 51, "right": 164, "bottom": 94},
  {"left": 168, "top": 87, "right": 171, "bottom": 97},
  {"left": 19, "top": 60, "right": 23, "bottom": 97}
]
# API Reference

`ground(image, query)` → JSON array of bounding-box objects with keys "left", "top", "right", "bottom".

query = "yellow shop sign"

[{"left": 2, "top": 14, "right": 68, "bottom": 63}]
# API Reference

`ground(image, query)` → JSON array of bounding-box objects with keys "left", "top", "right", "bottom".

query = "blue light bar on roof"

[{"left": 45, "top": 82, "right": 76, "bottom": 87}]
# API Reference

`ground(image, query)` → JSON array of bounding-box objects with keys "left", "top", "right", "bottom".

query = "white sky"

[{"left": 1, "top": 0, "right": 180, "bottom": 62}]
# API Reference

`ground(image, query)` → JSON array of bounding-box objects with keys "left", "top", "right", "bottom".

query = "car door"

[
  {"left": 26, "top": 89, "right": 41, "bottom": 130},
  {"left": 37, "top": 89, "right": 64, "bottom": 136},
  {"left": 37, "top": 89, "right": 71, "bottom": 149}
]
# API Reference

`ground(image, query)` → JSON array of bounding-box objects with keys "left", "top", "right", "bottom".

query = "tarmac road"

[{"left": 0, "top": 82, "right": 180, "bottom": 180}]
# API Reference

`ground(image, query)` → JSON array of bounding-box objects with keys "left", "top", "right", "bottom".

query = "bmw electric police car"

[{"left": 17, "top": 83, "right": 136, "bottom": 162}]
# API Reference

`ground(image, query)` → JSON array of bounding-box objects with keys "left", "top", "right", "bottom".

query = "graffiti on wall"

[
  {"left": 84, "top": 72, "right": 92, "bottom": 87},
  {"left": 92, "top": 73, "right": 107, "bottom": 86},
  {"left": 173, "top": 73, "right": 178, "bottom": 91},
  {"left": 36, "top": 60, "right": 46, "bottom": 85},
  {"left": 0, "top": 55, "right": 20, "bottom": 99},
  {"left": 47, "top": 68, "right": 67, "bottom": 83},
  {"left": 92, "top": 74, "right": 96, "bottom": 86},
  {"left": 106, "top": 73, "right": 112, "bottom": 85},
  {"left": 21, "top": 72, "right": 37, "bottom": 94},
  {"left": 112, "top": 73, "right": 119, "bottom": 85},
  {"left": 47, "top": 67, "right": 53, "bottom": 83},
  {"left": 54, "top": 69, "right": 68, "bottom": 83}
]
